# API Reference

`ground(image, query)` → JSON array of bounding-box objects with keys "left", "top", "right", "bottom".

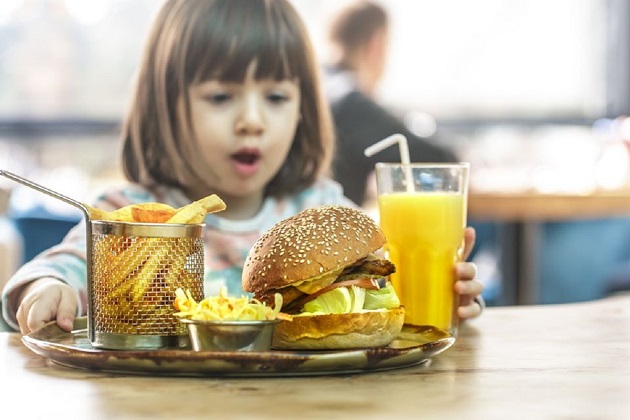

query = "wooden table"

[
  {"left": 468, "top": 188, "right": 630, "bottom": 305},
  {"left": 468, "top": 188, "right": 630, "bottom": 222},
  {"left": 2, "top": 295, "right": 629, "bottom": 419}
]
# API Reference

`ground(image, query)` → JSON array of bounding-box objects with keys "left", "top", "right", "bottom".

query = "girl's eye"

[
  {"left": 267, "top": 91, "right": 289, "bottom": 104},
  {"left": 205, "top": 92, "right": 231, "bottom": 104}
]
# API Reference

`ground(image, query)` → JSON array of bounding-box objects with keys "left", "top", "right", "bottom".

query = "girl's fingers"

[
  {"left": 15, "top": 279, "right": 78, "bottom": 334},
  {"left": 458, "top": 299, "right": 483, "bottom": 320},
  {"left": 456, "top": 227, "right": 484, "bottom": 320},
  {"left": 56, "top": 288, "right": 78, "bottom": 332},
  {"left": 462, "top": 227, "right": 476, "bottom": 261},
  {"left": 455, "top": 278, "right": 485, "bottom": 320},
  {"left": 455, "top": 278, "right": 483, "bottom": 296},
  {"left": 455, "top": 261, "right": 478, "bottom": 281}
]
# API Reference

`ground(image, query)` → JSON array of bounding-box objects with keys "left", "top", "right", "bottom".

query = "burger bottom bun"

[{"left": 272, "top": 307, "right": 405, "bottom": 350}]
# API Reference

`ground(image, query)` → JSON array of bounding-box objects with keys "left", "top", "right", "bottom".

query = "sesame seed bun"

[
  {"left": 242, "top": 205, "right": 386, "bottom": 295},
  {"left": 241, "top": 205, "right": 404, "bottom": 350}
]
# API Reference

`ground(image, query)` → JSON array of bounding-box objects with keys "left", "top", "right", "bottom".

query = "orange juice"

[{"left": 378, "top": 192, "right": 466, "bottom": 332}]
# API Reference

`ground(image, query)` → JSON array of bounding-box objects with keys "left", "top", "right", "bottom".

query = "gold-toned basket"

[
  {"left": 1, "top": 170, "right": 205, "bottom": 350},
  {"left": 90, "top": 221, "right": 204, "bottom": 349}
]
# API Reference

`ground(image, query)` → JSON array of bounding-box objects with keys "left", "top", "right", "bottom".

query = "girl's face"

[{"left": 187, "top": 61, "right": 300, "bottom": 206}]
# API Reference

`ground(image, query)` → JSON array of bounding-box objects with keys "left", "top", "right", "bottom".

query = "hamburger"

[{"left": 242, "top": 205, "right": 404, "bottom": 350}]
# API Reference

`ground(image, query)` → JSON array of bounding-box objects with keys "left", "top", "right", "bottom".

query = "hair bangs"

[{"left": 186, "top": 0, "right": 301, "bottom": 84}]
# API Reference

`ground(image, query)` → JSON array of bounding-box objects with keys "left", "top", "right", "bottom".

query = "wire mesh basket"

[
  {"left": 90, "top": 221, "right": 205, "bottom": 349},
  {"left": 0, "top": 170, "right": 205, "bottom": 350}
]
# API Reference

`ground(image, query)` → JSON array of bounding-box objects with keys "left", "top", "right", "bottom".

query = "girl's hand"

[
  {"left": 16, "top": 277, "right": 78, "bottom": 335},
  {"left": 455, "top": 227, "right": 484, "bottom": 320}
]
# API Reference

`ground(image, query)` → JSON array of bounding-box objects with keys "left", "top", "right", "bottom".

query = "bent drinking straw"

[{"left": 364, "top": 133, "right": 414, "bottom": 192}]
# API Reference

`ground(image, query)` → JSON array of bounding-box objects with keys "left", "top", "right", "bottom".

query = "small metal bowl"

[{"left": 180, "top": 318, "right": 280, "bottom": 352}]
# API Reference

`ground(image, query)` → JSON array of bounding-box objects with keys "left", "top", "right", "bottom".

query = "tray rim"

[{"left": 22, "top": 317, "right": 455, "bottom": 377}]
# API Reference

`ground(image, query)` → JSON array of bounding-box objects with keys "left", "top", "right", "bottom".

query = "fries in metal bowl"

[{"left": 173, "top": 288, "right": 292, "bottom": 351}]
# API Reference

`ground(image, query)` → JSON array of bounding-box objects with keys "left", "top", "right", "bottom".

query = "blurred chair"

[
  {"left": 9, "top": 204, "right": 81, "bottom": 265},
  {"left": 603, "top": 260, "right": 630, "bottom": 296},
  {"left": 538, "top": 218, "right": 630, "bottom": 304}
]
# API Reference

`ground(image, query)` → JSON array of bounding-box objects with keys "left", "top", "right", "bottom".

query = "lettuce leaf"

[
  {"left": 302, "top": 286, "right": 367, "bottom": 314},
  {"left": 349, "top": 286, "right": 366, "bottom": 313},
  {"left": 302, "top": 287, "right": 350, "bottom": 314},
  {"left": 300, "top": 282, "right": 399, "bottom": 314},
  {"left": 363, "top": 282, "right": 400, "bottom": 310}
]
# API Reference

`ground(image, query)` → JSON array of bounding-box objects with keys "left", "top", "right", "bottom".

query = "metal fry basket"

[
  {"left": 0, "top": 170, "right": 205, "bottom": 350},
  {"left": 90, "top": 221, "right": 204, "bottom": 349}
]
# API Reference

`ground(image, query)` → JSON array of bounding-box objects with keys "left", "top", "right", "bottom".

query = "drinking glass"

[{"left": 375, "top": 163, "right": 469, "bottom": 336}]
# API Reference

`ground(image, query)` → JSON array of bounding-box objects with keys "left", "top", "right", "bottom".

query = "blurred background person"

[{"left": 322, "top": 0, "right": 457, "bottom": 207}]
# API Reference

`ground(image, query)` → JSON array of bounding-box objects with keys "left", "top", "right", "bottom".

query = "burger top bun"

[{"left": 242, "top": 205, "right": 385, "bottom": 295}]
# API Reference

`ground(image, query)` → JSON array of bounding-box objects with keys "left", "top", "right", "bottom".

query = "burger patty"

[
  {"left": 256, "top": 285, "right": 305, "bottom": 307},
  {"left": 255, "top": 257, "right": 396, "bottom": 308},
  {"left": 341, "top": 258, "right": 396, "bottom": 278}
]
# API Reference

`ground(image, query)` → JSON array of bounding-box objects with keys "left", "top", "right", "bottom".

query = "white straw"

[
  {"left": 364, "top": 133, "right": 413, "bottom": 192},
  {"left": 364, "top": 134, "right": 410, "bottom": 165}
]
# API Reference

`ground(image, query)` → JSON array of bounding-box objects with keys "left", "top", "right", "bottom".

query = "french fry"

[
  {"left": 165, "top": 201, "right": 205, "bottom": 224},
  {"left": 108, "top": 202, "right": 177, "bottom": 222},
  {"left": 126, "top": 239, "right": 192, "bottom": 302},
  {"left": 84, "top": 194, "right": 225, "bottom": 224},
  {"left": 84, "top": 204, "right": 110, "bottom": 221},
  {"left": 131, "top": 206, "right": 177, "bottom": 223},
  {"left": 106, "top": 272, "right": 137, "bottom": 301},
  {"left": 161, "top": 240, "right": 191, "bottom": 291},
  {"left": 195, "top": 194, "right": 227, "bottom": 215},
  {"left": 131, "top": 239, "right": 175, "bottom": 301},
  {"left": 100, "top": 238, "right": 151, "bottom": 290},
  {"left": 167, "top": 194, "right": 226, "bottom": 224}
]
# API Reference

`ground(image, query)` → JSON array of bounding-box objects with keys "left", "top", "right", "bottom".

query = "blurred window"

[
  {"left": 0, "top": 0, "right": 164, "bottom": 119},
  {"left": 293, "top": 0, "right": 617, "bottom": 121},
  {"left": 0, "top": 0, "right": 625, "bottom": 122}
]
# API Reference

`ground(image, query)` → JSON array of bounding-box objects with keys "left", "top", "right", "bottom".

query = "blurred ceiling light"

[
  {"left": 591, "top": 118, "right": 616, "bottom": 141},
  {"left": 404, "top": 111, "right": 437, "bottom": 138}
]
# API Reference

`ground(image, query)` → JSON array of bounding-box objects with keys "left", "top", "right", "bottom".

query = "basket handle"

[{"left": 0, "top": 169, "right": 91, "bottom": 222}]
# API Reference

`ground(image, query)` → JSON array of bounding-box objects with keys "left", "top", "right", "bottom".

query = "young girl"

[{"left": 1, "top": 0, "right": 483, "bottom": 335}]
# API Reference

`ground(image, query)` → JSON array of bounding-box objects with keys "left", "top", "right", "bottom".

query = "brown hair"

[
  {"left": 329, "top": 1, "right": 388, "bottom": 68},
  {"left": 121, "top": 0, "right": 334, "bottom": 198}
]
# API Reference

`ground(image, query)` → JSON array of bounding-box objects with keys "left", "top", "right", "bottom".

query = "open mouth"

[
  {"left": 230, "top": 148, "right": 261, "bottom": 176},
  {"left": 231, "top": 148, "right": 261, "bottom": 165}
]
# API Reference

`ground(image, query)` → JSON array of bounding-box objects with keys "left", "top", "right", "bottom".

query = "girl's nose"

[{"left": 235, "top": 95, "right": 264, "bottom": 135}]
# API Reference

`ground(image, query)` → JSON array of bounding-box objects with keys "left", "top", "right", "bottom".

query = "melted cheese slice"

[
  {"left": 291, "top": 267, "right": 344, "bottom": 294},
  {"left": 284, "top": 254, "right": 380, "bottom": 294}
]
